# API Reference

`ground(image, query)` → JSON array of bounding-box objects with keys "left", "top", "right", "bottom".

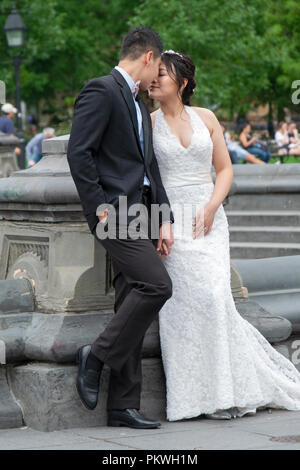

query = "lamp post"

[{"left": 3, "top": 2, "right": 27, "bottom": 169}]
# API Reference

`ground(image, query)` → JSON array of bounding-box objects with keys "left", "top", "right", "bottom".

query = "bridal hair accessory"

[{"left": 163, "top": 49, "right": 184, "bottom": 58}]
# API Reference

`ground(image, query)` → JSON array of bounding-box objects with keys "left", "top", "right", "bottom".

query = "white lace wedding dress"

[{"left": 153, "top": 105, "right": 300, "bottom": 421}]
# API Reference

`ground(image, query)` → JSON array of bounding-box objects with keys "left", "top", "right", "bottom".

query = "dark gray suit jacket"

[{"left": 67, "top": 68, "right": 174, "bottom": 234}]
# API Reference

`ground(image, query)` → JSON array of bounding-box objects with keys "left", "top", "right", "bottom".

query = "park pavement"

[{"left": 0, "top": 408, "right": 300, "bottom": 450}]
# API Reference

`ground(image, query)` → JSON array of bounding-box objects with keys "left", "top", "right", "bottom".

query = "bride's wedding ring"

[{"left": 204, "top": 226, "right": 208, "bottom": 231}]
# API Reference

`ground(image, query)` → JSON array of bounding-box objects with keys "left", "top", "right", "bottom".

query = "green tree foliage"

[
  {"left": 260, "top": 0, "right": 300, "bottom": 120},
  {"left": 0, "top": 0, "right": 299, "bottom": 124},
  {"left": 0, "top": 0, "right": 137, "bottom": 105},
  {"left": 130, "top": 0, "right": 300, "bottom": 118}
]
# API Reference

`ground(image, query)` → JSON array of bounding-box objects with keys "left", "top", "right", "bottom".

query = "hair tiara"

[{"left": 163, "top": 49, "right": 183, "bottom": 58}]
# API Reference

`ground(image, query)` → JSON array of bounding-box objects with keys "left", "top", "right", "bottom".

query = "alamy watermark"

[
  {"left": 291, "top": 80, "right": 300, "bottom": 104},
  {"left": 94, "top": 196, "right": 206, "bottom": 241}
]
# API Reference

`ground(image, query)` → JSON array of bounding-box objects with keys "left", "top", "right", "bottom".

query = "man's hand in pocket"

[{"left": 98, "top": 209, "right": 109, "bottom": 224}]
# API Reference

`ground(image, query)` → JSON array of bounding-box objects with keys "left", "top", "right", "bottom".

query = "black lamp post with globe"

[{"left": 3, "top": 3, "right": 27, "bottom": 169}]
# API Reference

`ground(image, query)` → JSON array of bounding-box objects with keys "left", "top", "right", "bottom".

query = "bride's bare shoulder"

[
  {"left": 191, "top": 107, "right": 218, "bottom": 137},
  {"left": 150, "top": 109, "right": 159, "bottom": 128}
]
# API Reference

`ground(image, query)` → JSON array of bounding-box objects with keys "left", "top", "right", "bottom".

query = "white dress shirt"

[{"left": 114, "top": 66, "right": 150, "bottom": 187}]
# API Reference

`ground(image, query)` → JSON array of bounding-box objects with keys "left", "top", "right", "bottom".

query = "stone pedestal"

[
  {"left": 0, "top": 134, "right": 20, "bottom": 178},
  {"left": 0, "top": 135, "right": 114, "bottom": 313},
  {"left": 7, "top": 358, "right": 166, "bottom": 432}
]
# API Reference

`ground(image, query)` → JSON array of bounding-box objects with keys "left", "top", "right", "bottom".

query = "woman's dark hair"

[
  {"left": 120, "top": 26, "right": 163, "bottom": 60},
  {"left": 239, "top": 122, "right": 251, "bottom": 134},
  {"left": 161, "top": 51, "right": 196, "bottom": 105}
]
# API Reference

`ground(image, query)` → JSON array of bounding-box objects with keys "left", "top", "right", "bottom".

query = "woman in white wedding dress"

[{"left": 148, "top": 50, "right": 300, "bottom": 421}]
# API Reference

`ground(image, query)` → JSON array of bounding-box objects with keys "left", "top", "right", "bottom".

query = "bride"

[{"left": 148, "top": 50, "right": 300, "bottom": 421}]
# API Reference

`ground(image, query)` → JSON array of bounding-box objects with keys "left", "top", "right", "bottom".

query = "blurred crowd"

[
  {"left": 0, "top": 102, "right": 55, "bottom": 168},
  {"left": 1, "top": 101, "right": 299, "bottom": 168},
  {"left": 221, "top": 121, "right": 300, "bottom": 164}
]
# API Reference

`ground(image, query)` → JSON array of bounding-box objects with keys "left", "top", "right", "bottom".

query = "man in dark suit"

[{"left": 67, "top": 27, "right": 174, "bottom": 429}]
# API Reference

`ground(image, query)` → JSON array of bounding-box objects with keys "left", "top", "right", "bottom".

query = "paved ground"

[{"left": 1, "top": 409, "right": 300, "bottom": 450}]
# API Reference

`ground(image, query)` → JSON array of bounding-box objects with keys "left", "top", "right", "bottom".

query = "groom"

[{"left": 67, "top": 26, "right": 174, "bottom": 429}]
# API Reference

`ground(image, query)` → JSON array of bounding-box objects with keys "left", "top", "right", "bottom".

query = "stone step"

[
  {"left": 225, "top": 193, "right": 300, "bottom": 211},
  {"left": 229, "top": 226, "right": 300, "bottom": 243},
  {"left": 230, "top": 242, "right": 300, "bottom": 259},
  {"left": 226, "top": 210, "right": 300, "bottom": 227}
]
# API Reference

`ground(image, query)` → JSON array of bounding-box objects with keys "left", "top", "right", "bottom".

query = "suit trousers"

[{"left": 90, "top": 186, "right": 173, "bottom": 410}]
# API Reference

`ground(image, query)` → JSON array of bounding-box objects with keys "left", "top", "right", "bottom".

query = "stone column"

[{"left": 0, "top": 134, "right": 20, "bottom": 178}]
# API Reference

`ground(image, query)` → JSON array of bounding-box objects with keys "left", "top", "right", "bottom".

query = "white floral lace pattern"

[{"left": 153, "top": 105, "right": 300, "bottom": 421}]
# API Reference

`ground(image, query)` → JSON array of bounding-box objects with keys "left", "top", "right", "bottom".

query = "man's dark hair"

[{"left": 120, "top": 26, "right": 163, "bottom": 60}]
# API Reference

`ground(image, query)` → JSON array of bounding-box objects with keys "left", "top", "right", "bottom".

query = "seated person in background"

[
  {"left": 227, "top": 147, "right": 239, "bottom": 164},
  {"left": 26, "top": 127, "right": 55, "bottom": 167},
  {"left": 239, "top": 122, "right": 271, "bottom": 162},
  {"left": 275, "top": 122, "right": 300, "bottom": 156},
  {"left": 287, "top": 122, "right": 300, "bottom": 146},
  {"left": 221, "top": 124, "right": 265, "bottom": 164}
]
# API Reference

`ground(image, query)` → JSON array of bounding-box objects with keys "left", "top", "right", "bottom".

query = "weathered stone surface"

[
  {"left": 7, "top": 358, "right": 166, "bottom": 431},
  {"left": 0, "top": 279, "right": 34, "bottom": 314},
  {"left": 0, "top": 220, "right": 115, "bottom": 313},
  {"left": 273, "top": 334, "right": 300, "bottom": 373},
  {"left": 0, "top": 366, "right": 23, "bottom": 429},
  {"left": 0, "top": 312, "right": 160, "bottom": 363},
  {"left": 236, "top": 300, "right": 292, "bottom": 343},
  {"left": 0, "top": 314, "right": 32, "bottom": 363},
  {"left": 0, "top": 134, "right": 20, "bottom": 179},
  {"left": 0, "top": 303, "right": 290, "bottom": 364},
  {"left": 234, "top": 256, "right": 300, "bottom": 332},
  {"left": 0, "top": 135, "right": 82, "bottom": 223}
]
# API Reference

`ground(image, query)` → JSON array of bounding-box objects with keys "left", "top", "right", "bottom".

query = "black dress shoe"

[
  {"left": 76, "top": 344, "right": 103, "bottom": 410},
  {"left": 107, "top": 408, "right": 161, "bottom": 429}
]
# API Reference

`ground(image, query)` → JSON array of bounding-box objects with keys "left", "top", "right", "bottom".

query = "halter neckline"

[{"left": 158, "top": 105, "right": 196, "bottom": 151}]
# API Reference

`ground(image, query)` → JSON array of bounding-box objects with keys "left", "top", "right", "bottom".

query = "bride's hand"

[
  {"left": 192, "top": 203, "right": 216, "bottom": 238},
  {"left": 157, "top": 241, "right": 168, "bottom": 258}
]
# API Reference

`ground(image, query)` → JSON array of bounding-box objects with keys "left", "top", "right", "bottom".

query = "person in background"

[
  {"left": 221, "top": 124, "right": 265, "bottom": 164},
  {"left": 275, "top": 121, "right": 300, "bottom": 156},
  {"left": 0, "top": 103, "right": 17, "bottom": 135},
  {"left": 0, "top": 103, "right": 22, "bottom": 157},
  {"left": 239, "top": 122, "right": 271, "bottom": 162},
  {"left": 287, "top": 122, "right": 300, "bottom": 146},
  {"left": 26, "top": 114, "right": 39, "bottom": 137},
  {"left": 26, "top": 127, "right": 55, "bottom": 167}
]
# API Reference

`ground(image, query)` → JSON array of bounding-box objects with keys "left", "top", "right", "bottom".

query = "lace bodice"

[{"left": 153, "top": 106, "right": 213, "bottom": 188}]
